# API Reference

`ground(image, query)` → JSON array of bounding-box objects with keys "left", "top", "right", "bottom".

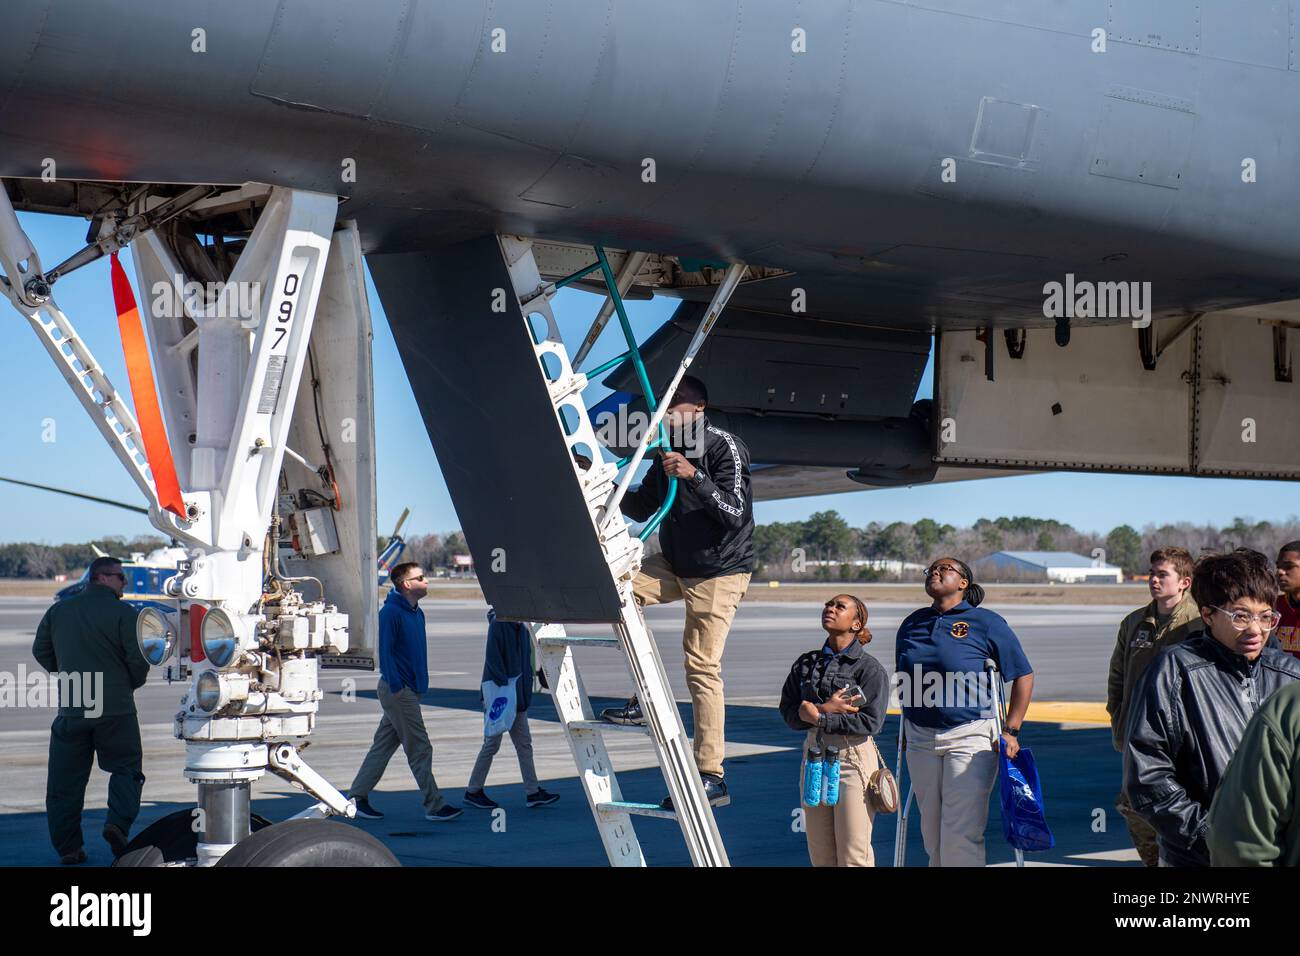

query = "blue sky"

[{"left": 1, "top": 211, "right": 1296, "bottom": 544}]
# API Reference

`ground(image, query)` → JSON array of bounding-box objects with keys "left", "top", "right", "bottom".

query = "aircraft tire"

[
  {"left": 113, "top": 845, "right": 165, "bottom": 867},
  {"left": 213, "top": 819, "right": 400, "bottom": 867},
  {"left": 114, "top": 809, "right": 273, "bottom": 865}
]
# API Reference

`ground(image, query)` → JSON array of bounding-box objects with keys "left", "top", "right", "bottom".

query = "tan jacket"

[{"left": 1106, "top": 592, "right": 1203, "bottom": 751}]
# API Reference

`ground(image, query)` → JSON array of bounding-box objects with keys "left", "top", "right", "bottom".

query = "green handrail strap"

[{"left": 593, "top": 246, "right": 675, "bottom": 541}]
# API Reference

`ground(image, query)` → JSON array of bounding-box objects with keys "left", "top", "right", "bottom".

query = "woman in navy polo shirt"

[{"left": 896, "top": 557, "right": 1035, "bottom": 866}]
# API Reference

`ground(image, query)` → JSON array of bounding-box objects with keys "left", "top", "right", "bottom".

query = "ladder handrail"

[
  {"left": 590, "top": 245, "right": 677, "bottom": 540},
  {"left": 568, "top": 249, "right": 745, "bottom": 542},
  {"left": 599, "top": 262, "right": 747, "bottom": 537},
  {"left": 534, "top": 247, "right": 673, "bottom": 533},
  {"left": 572, "top": 250, "right": 649, "bottom": 370}
]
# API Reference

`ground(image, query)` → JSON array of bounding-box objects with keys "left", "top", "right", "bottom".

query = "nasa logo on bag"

[
  {"left": 489, "top": 696, "right": 509, "bottom": 720},
  {"left": 950, "top": 621, "right": 970, "bottom": 639}
]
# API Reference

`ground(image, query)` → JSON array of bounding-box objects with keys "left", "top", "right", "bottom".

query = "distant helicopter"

[
  {"left": 376, "top": 507, "right": 410, "bottom": 585},
  {"left": 1, "top": 476, "right": 410, "bottom": 602},
  {"left": 1, "top": 475, "right": 183, "bottom": 610}
]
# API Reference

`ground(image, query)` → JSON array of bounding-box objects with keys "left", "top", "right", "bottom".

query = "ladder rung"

[
  {"left": 597, "top": 801, "right": 675, "bottom": 820},
  {"left": 537, "top": 635, "right": 621, "bottom": 648},
  {"left": 569, "top": 719, "right": 651, "bottom": 735}
]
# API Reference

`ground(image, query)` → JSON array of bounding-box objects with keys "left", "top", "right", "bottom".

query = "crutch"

[
  {"left": 892, "top": 716, "right": 914, "bottom": 867},
  {"left": 984, "top": 658, "right": 1025, "bottom": 868}
]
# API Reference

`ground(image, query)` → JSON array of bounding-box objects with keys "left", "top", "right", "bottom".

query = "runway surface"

[{"left": 0, "top": 596, "right": 1135, "bottom": 867}]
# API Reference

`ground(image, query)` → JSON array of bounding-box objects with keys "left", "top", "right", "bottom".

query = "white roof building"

[{"left": 974, "top": 550, "right": 1124, "bottom": 584}]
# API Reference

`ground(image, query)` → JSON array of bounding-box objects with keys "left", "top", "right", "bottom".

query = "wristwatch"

[
  {"left": 690, "top": 469, "right": 706, "bottom": 489},
  {"left": 1004, "top": 726, "right": 1021, "bottom": 737}
]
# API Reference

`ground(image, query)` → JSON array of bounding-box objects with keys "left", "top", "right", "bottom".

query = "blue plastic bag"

[{"left": 998, "top": 740, "right": 1055, "bottom": 851}]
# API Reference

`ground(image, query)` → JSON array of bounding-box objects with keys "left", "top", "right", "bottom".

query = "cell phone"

[{"left": 842, "top": 684, "right": 866, "bottom": 705}]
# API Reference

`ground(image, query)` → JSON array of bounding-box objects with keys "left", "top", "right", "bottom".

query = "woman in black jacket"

[{"left": 779, "top": 593, "right": 892, "bottom": 866}]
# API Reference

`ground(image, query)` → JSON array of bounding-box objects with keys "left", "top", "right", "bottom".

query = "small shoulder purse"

[{"left": 866, "top": 736, "right": 899, "bottom": 814}]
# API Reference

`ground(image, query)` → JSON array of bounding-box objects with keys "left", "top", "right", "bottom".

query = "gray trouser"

[
  {"left": 349, "top": 679, "right": 445, "bottom": 813},
  {"left": 904, "top": 717, "right": 999, "bottom": 867},
  {"left": 467, "top": 709, "right": 538, "bottom": 792}
]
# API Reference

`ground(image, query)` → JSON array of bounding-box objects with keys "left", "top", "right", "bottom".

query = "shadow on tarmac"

[{"left": 5, "top": 687, "right": 1137, "bottom": 867}]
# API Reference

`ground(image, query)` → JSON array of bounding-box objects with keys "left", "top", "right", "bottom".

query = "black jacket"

[
  {"left": 619, "top": 417, "right": 755, "bottom": 578},
  {"left": 1123, "top": 633, "right": 1300, "bottom": 866},
  {"left": 779, "top": 639, "right": 891, "bottom": 737},
  {"left": 32, "top": 584, "right": 146, "bottom": 717}
]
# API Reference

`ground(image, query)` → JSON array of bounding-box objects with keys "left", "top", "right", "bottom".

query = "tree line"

[
  {"left": 752, "top": 512, "right": 1300, "bottom": 581},
  {"left": 0, "top": 536, "right": 170, "bottom": 579},
  {"left": 400, "top": 532, "right": 470, "bottom": 573},
  {"left": 2, "top": 515, "right": 1295, "bottom": 580}
]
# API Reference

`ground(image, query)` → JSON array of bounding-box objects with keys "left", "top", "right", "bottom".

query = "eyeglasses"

[
  {"left": 1210, "top": 605, "right": 1281, "bottom": 631},
  {"left": 924, "top": 564, "right": 960, "bottom": 579},
  {"left": 101, "top": 572, "right": 126, "bottom": 581},
  {"left": 399, "top": 574, "right": 427, "bottom": 584}
]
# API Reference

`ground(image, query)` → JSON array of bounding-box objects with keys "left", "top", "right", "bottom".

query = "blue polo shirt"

[{"left": 895, "top": 600, "right": 1032, "bottom": 729}]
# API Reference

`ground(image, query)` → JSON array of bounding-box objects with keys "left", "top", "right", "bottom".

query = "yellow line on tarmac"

[
  {"left": 886, "top": 701, "right": 1110, "bottom": 725},
  {"left": 1024, "top": 701, "right": 1110, "bottom": 724}
]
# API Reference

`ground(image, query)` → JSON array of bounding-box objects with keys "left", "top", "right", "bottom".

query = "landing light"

[
  {"left": 200, "top": 607, "right": 245, "bottom": 669},
  {"left": 195, "top": 670, "right": 224, "bottom": 713},
  {"left": 136, "top": 606, "right": 177, "bottom": 666}
]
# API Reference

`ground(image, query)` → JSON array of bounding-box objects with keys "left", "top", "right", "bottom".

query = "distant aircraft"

[
  {"left": 375, "top": 508, "right": 410, "bottom": 586},
  {"left": 0, "top": 475, "right": 182, "bottom": 609},
  {"left": 1, "top": 476, "right": 406, "bottom": 596}
]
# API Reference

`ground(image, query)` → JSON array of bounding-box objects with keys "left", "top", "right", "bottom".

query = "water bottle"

[
  {"left": 824, "top": 746, "right": 841, "bottom": 806},
  {"left": 803, "top": 745, "right": 824, "bottom": 806}
]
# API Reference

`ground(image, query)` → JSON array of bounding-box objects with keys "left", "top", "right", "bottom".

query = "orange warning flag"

[{"left": 110, "top": 252, "right": 186, "bottom": 518}]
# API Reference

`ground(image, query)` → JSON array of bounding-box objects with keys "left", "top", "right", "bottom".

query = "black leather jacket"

[
  {"left": 1123, "top": 633, "right": 1300, "bottom": 866},
  {"left": 779, "top": 639, "right": 891, "bottom": 737},
  {"left": 619, "top": 417, "right": 754, "bottom": 578}
]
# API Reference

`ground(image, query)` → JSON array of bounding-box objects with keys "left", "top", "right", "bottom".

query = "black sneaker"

[
  {"left": 600, "top": 697, "right": 646, "bottom": 726},
  {"left": 463, "top": 790, "right": 499, "bottom": 810},
  {"left": 350, "top": 796, "right": 384, "bottom": 819},
  {"left": 59, "top": 848, "right": 87, "bottom": 866},
  {"left": 102, "top": 823, "right": 129, "bottom": 858},
  {"left": 426, "top": 804, "right": 463, "bottom": 822},
  {"left": 526, "top": 788, "right": 560, "bottom": 808},
  {"left": 660, "top": 774, "right": 730, "bottom": 811}
]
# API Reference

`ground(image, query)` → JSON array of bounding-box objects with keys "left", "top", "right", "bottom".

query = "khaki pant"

[
  {"left": 633, "top": 551, "right": 750, "bottom": 778},
  {"left": 1115, "top": 790, "right": 1160, "bottom": 867},
  {"left": 801, "top": 733, "right": 879, "bottom": 867},
  {"left": 350, "top": 679, "right": 446, "bottom": 814},
  {"left": 467, "top": 709, "right": 538, "bottom": 793},
  {"left": 904, "top": 717, "right": 999, "bottom": 867}
]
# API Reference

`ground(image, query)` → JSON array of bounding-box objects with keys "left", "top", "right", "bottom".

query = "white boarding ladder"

[{"left": 498, "top": 237, "right": 746, "bottom": 866}]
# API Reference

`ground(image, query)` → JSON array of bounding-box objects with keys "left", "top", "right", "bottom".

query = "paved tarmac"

[{"left": 0, "top": 596, "right": 1139, "bottom": 867}]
